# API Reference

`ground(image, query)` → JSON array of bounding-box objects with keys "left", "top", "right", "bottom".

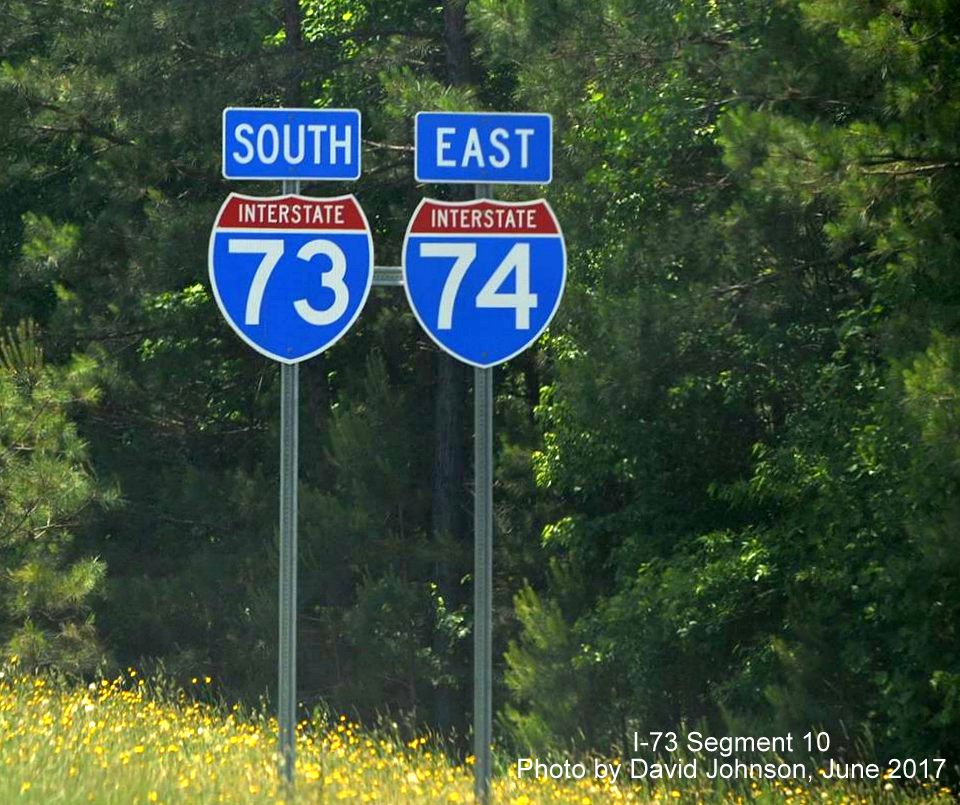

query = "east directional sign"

[
  {"left": 222, "top": 107, "right": 361, "bottom": 181},
  {"left": 402, "top": 198, "right": 566, "bottom": 367},
  {"left": 209, "top": 193, "right": 373, "bottom": 363},
  {"left": 415, "top": 112, "right": 552, "bottom": 185}
]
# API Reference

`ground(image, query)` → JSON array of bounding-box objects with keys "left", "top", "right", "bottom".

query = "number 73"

[
  {"left": 420, "top": 242, "right": 538, "bottom": 330},
  {"left": 228, "top": 237, "right": 349, "bottom": 326}
]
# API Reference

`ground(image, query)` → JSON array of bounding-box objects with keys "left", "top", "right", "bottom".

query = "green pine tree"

[{"left": 0, "top": 320, "right": 114, "bottom": 671}]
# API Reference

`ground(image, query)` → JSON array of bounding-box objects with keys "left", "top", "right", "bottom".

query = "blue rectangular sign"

[
  {"left": 222, "top": 107, "right": 361, "bottom": 181},
  {"left": 415, "top": 111, "right": 552, "bottom": 185}
]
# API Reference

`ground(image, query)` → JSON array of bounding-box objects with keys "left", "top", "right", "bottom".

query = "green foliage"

[
  {"left": 477, "top": 0, "right": 960, "bottom": 762},
  {"left": 502, "top": 583, "right": 594, "bottom": 751},
  {"left": 2, "top": 0, "right": 959, "bottom": 767},
  {"left": 0, "top": 321, "right": 112, "bottom": 671}
]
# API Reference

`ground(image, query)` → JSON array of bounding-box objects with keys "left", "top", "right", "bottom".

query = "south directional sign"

[
  {"left": 402, "top": 198, "right": 566, "bottom": 367},
  {"left": 415, "top": 112, "right": 552, "bottom": 185},
  {"left": 222, "top": 107, "right": 361, "bottom": 181},
  {"left": 209, "top": 193, "right": 373, "bottom": 363}
]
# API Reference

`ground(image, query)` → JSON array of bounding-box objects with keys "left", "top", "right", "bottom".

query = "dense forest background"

[{"left": 2, "top": 0, "right": 959, "bottom": 766}]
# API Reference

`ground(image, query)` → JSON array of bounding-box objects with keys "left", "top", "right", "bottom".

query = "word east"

[{"left": 435, "top": 126, "right": 535, "bottom": 169}]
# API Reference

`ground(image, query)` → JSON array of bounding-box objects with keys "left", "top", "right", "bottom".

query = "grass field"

[{"left": 0, "top": 664, "right": 953, "bottom": 804}]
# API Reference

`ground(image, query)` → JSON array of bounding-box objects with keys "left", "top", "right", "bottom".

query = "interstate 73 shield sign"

[
  {"left": 402, "top": 198, "right": 566, "bottom": 368},
  {"left": 208, "top": 193, "right": 373, "bottom": 363}
]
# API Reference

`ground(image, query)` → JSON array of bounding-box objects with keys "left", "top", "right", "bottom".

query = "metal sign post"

[
  {"left": 211, "top": 104, "right": 561, "bottom": 802},
  {"left": 214, "top": 104, "right": 376, "bottom": 792},
  {"left": 278, "top": 178, "right": 300, "bottom": 787},
  {"left": 405, "top": 110, "right": 562, "bottom": 801},
  {"left": 473, "top": 183, "right": 494, "bottom": 805}
]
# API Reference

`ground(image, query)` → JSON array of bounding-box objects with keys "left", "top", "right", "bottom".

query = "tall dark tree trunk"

[
  {"left": 432, "top": 0, "right": 473, "bottom": 734},
  {"left": 283, "top": 0, "right": 303, "bottom": 106},
  {"left": 444, "top": 0, "right": 471, "bottom": 87}
]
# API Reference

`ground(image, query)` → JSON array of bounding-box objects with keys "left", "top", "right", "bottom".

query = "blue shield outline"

[
  {"left": 401, "top": 197, "right": 566, "bottom": 368},
  {"left": 208, "top": 192, "right": 374, "bottom": 364}
]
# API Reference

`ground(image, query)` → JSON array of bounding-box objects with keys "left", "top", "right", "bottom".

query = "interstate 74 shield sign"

[
  {"left": 208, "top": 193, "right": 373, "bottom": 363},
  {"left": 402, "top": 198, "right": 566, "bottom": 368}
]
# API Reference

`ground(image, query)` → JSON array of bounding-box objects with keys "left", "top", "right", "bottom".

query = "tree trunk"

[
  {"left": 283, "top": 0, "right": 303, "bottom": 106},
  {"left": 432, "top": 0, "right": 473, "bottom": 734},
  {"left": 444, "top": 0, "right": 471, "bottom": 87}
]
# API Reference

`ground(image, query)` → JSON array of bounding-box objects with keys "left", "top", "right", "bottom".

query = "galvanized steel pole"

[
  {"left": 278, "top": 178, "right": 300, "bottom": 787},
  {"left": 473, "top": 183, "right": 494, "bottom": 805}
]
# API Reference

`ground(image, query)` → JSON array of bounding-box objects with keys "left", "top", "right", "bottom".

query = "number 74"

[{"left": 420, "top": 242, "right": 538, "bottom": 330}]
